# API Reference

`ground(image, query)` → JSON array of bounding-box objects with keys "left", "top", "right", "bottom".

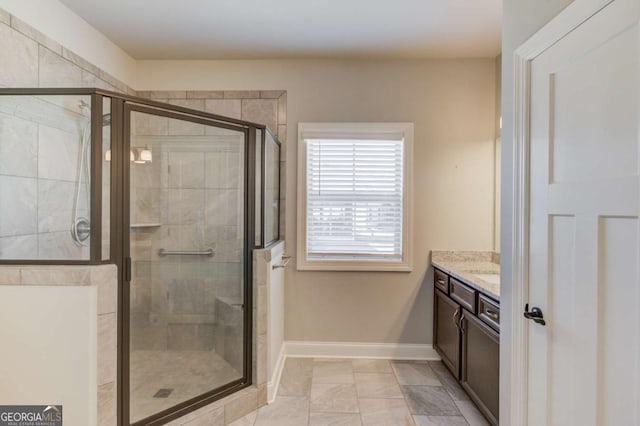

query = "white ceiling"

[{"left": 59, "top": 0, "right": 501, "bottom": 60}]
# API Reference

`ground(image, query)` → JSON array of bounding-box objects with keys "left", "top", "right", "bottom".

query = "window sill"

[{"left": 296, "top": 258, "right": 413, "bottom": 272}]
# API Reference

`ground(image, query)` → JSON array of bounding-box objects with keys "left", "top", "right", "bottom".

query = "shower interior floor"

[{"left": 129, "top": 349, "right": 241, "bottom": 423}]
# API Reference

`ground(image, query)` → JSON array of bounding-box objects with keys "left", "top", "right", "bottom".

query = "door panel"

[
  {"left": 126, "top": 107, "right": 248, "bottom": 424},
  {"left": 527, "top": 0, "right": 640, "bottom": 424}
]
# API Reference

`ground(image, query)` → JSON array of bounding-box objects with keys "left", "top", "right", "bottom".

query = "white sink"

[{"left": 474, "top": 273, "right": 500, "bottom": 286}]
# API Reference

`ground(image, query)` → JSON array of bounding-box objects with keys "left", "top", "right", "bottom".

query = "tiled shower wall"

[
  {"left": 0, "top": 11, "right": 134, "bottom": 259},
  {"left": 128, "top": 113, "right": 246, "bottom": 357},
  {"left": 136, "top": 90, "right": 287, "bottom": 241}
]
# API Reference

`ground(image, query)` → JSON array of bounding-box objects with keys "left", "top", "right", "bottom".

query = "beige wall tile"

[
  {"left": 92, "top": 265, "right": 117, "bottom": 315},
  {"left": 260, "top": 90, "right": 285, "bottom": 99},
  {"left": 81, "top": 70, "right": 118, "bottom": 92},
  {"left": 241, "top": 99, "right": 277, "bottom": 133},
  {"left": 20, "top": 267, "right": 90, "bottom": 285},
  {"left": 150, "top": 90, "right": 187, "bottom": 99},
  {"left": 0, "top": 9, "right": 10, "bottom": 25},
  {"left": 0, "top": 175, "right": 37, "bottom": 237},
  {"left": 224, "top": 387, "right": 258, "bottom": 424},
  {"left": 183, "top": 407, "right": 225, "bottom": 426},
  {"left": 277, "top": 93, "right": 286, "bottom": 125},
  {"left": 39, "top": 46, "right": 82, "bottom": 88},
  {"left": 0, "top": 23, "right": 38, "bottom": 87},
  {"left": 98, "top": 70, "right": 128, "bottom": 93},
  {"left": 0, "top": 267, "right": 21, "bottom": 284},
  {"left": 257, "top": 383, "right": 267, "bottom": 407},
  {"left": 10, "top": 16, "right": 61, "bottom": 55},
  {"left": 205, "top": 99, "right": 242, "bottom": 120},
  {"left": 97, "top": 313, "right": 117, "bottom": 386},
  {"left": 224, "top": 91, "right": 260, "bottom": 99},
  {"left": 187, "top": 90, "right": 224, "bottom": 99},
  {"left": 61, "top": 47, "right": 101, "bottom": 76},
  {"left": 277, "top": 125, "right": 286, "bottom": 145},
  {"left": 97, "top": 382, "right": 116, "bottom": 426},
  {"left": 227, "top": 411, "right": 256, "bottom": 426}
]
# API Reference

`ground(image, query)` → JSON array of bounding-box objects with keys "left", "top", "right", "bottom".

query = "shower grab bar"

[
  {"left": 272, "top": 255, "right": 292, "bottom": 269},
  {"left": 158, "top": 248, "right": 215, "bottom": 257}
]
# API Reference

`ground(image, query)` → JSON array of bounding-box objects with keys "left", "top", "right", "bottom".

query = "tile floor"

[
  {"left": 130, "top": 349, "right": 241, "bottom": 423},
  {"left": 230, "top": 358, "right": 490, "bottom": 426}
]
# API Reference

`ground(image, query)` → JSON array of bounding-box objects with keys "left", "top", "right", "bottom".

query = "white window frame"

[{"left": 297, "top": 122, "right": 413, "bottom": 272}]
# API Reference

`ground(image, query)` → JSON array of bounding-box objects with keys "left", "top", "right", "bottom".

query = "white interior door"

[{"left": 527, "top": 0, "right": 640, "bottom": 424}]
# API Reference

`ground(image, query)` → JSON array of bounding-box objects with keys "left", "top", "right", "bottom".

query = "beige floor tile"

[
  {"left": 413, "top": 415, "right": 469, "bottom": 425},
  {"left": 228, "top": 411, "right": 257, "bottom": 426},
  {"left": 355, "top": 373, "right": 404, "bottom": 399},
  {"left": 402, "top": 386, "right": 460, "bottom": 416},
  {"left": 278, "top": 358, "right": 314, "bottom": 396},
  {"left": 254, "top": 396, "right": 309, "bottom": 426},
  {"left": 352, "top": 359, "right": 392, "bottom": 373},
  {"left": 427, "top": 362, "right": 469, "bottom": 402},
  {"left": 454, "top": 401, "right": 489, "bottom": 426},
  {"left": 310, "top": 412, "right": 363, "bottom": 426},
  {"left": 392, "top": 362, "right": 441, "bottom": 386},
  {"left": 310, "top": 383, "right": 359, "bottom": 413},
  {"left": 313, "top": 361, "right": 355, "bottom": 384},
  {"left": 359, "top": 398, "right": 415, "bottom": 426}
]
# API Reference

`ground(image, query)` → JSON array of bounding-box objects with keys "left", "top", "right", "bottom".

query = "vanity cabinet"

[
  {"left": 432, "top": 267, "right": 499, "bottom": 425},
  {"left": 460, "top": 310, "right": 499, "bottom": 425},
  {"left": 434, "top": 288, "right": 461, "bottom": 377}
]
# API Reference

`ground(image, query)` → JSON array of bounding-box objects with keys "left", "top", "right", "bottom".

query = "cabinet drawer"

[
  {"left": 434, "top": 269, "right": 449, "bottom": 293},
  {"left": 450, "top": 278, "right": 476, "bottom": 313},
  {"left": 478, "top": 295, "right": 500, "bottom": 331}
]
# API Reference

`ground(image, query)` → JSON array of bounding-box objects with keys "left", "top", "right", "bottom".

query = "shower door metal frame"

[
  {"left": 120, "top": 102, "right": 256, "bottom": 426},
  {"left": 0, "top": 88, "right": 282, "bottom": 426}
]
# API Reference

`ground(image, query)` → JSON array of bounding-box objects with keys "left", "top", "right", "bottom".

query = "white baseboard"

[
  {"left": 267, "top": 344, "right": 286, "bottom": 403},
  {"left": 283, "top": 340, "right": 440, "bottom": 360}
]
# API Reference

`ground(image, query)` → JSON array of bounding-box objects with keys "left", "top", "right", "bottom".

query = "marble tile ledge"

[{"left": 431, "top": 250, "right": 500, "bottom": 300}]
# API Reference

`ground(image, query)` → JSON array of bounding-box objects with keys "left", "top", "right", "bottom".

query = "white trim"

[
  {"left": 267, "top": 344, "right": 286, "bottom": 403},
  {"left": 296, "top": 122, "right": 414, "bottom": 272},
  {"left": 283, "top": 340, "right": 439, "bottom": 360},
  {"left": 509, "top": 0, "right": 615, "bottom": 424}
]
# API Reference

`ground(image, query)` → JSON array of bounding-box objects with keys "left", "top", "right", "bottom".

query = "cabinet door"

[
  {"left": 433, "top": 289, "right": 461, "bottom": 379},
  {"left": 460, "top": 311, "right": 499, "bottom": 425}
]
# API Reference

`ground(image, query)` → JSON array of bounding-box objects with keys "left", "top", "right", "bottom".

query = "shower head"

[
  {"left": 78, "top": 99, "right": 91, "bottom": 114},
  {"left": 77, "top": 100, "right": 111, "bottom": 126}
]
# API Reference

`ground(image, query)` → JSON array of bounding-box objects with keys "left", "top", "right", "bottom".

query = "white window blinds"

[{"left": 305, "top": 137, "right": 404, "bottom": 260}]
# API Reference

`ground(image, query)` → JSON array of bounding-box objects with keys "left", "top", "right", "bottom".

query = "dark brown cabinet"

[
  {"left": 434, "top": 288, "right": 461, "bottom": 378},
  {"left": 432, "top": 267, "right": 499, "bottom": 425},
  {"left": 460, "top": 310, "right": 499, "bottom": 425}
]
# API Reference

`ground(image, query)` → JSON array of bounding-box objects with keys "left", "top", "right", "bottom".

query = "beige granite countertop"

[{"left": 431, "top": 250, "right": 500, "bottom": 300}]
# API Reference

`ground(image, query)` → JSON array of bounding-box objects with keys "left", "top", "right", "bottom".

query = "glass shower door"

[{"left": 126, "top": 106, "right": 248, "bottom": 424}]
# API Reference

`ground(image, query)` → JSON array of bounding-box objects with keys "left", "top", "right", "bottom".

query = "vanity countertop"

[{"left": 431, "top": 250, "right": 500, "bottom": 300}]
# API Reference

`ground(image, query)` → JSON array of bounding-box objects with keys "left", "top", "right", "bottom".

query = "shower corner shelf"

[{"left": 130, "top": 223, "right": 162, "bottom": 229}]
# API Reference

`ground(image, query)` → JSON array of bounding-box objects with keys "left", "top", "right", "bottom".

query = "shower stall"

[{"left": 0, "top": 88, "right": 281, "bottom": 425}]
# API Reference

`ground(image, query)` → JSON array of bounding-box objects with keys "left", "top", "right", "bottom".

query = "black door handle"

[{"left": 524, "top": 304, "right": 546, "bottom": 326}]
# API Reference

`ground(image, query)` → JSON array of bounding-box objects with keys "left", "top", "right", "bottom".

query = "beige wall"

[
  {"left": 500, "top": 0, "right": 574, "bottom": 422},
  {"left": 138, "top": 58, "right": 497, "bottom": 344}
]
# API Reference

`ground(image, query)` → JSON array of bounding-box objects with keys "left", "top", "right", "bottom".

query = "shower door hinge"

[{"left": 125, "top": 256, "right": 132, "bottom": 282}]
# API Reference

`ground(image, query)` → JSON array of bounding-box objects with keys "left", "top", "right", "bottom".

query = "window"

[{"left": 297, "top": 123, "right": 413, "bottom": 271}]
